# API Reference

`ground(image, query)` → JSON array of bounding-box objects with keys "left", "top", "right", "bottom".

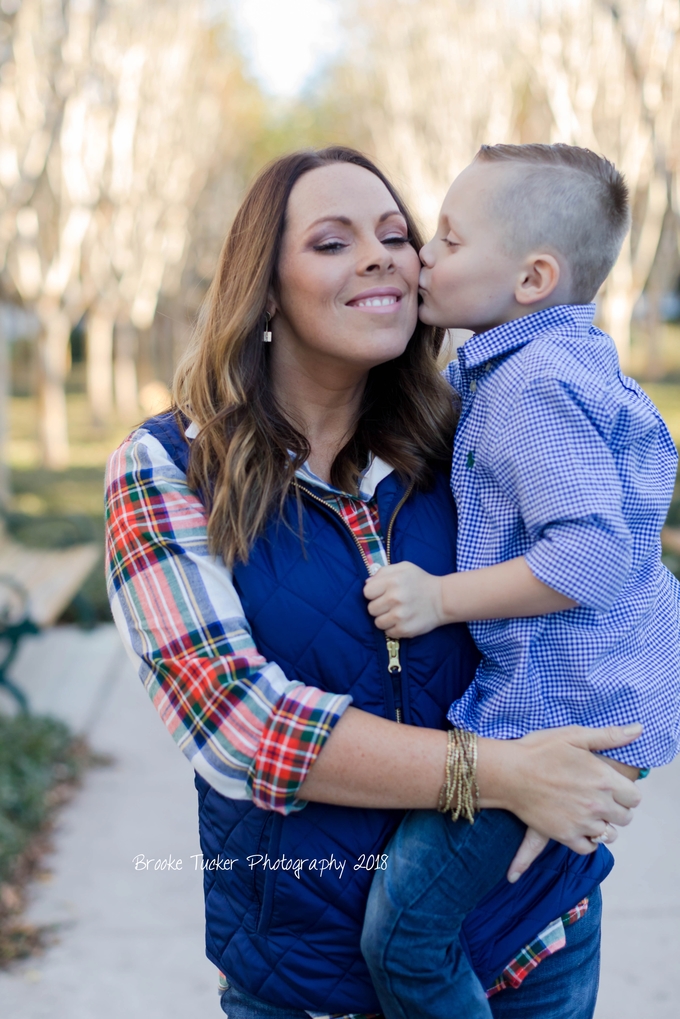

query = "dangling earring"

[{"left": 263, "top": 313, "right": 272, "bottom": 343}]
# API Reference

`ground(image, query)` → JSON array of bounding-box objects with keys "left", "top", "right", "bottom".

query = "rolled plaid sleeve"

[
  {"left": 105, "top": 428, "right": 352, "bottom": 813},
  {"left": 496, "top": 377, "right": 633, "bottom": 612}
]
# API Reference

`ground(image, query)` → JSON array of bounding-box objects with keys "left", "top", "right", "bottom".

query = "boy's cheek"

[
  {"left": 418, "top": 300, "right": 439, "bottom": 325},
  {"left": 418, "top": 294, "right": 451, "bottom": 328}
]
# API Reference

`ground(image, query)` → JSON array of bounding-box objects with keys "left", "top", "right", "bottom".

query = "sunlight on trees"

[
  {"left": 0, "top": 0, "right": 264, "bottom": 467},
  {"left": 341, "top": 0, "right": 680, "bottom": 364},
  {"left": 0, "top": 0, "right": 679, "bottom": 474}
]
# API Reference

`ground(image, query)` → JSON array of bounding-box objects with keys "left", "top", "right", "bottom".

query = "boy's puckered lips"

[{"left": 345, "top": 286, "right": 404, "bottom": 312}]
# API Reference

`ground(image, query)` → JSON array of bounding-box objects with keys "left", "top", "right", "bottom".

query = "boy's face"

[{"left": 418, "top": 162, "right": 525, "bottom": 333}]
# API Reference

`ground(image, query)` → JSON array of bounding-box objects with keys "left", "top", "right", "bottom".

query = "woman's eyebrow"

[{"left": 305, "top": 209, "right": 404, "bottom": 231}]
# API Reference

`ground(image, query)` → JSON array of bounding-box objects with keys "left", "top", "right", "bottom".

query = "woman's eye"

[
  {"left": 383, "top": 235, "right": 410, "bottom": 246},
  {"left": 445, "top": 238, "right": 459, "bottom": 249},
  {"left": 313, "top": 240, "right": 348, "bottom": 253}
]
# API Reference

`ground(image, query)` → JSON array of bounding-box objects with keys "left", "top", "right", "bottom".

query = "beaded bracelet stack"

[{"left": 437, "top": 727, "right": 480, "bottom": 824}]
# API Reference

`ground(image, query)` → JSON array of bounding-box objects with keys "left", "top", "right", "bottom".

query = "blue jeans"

[
  {"left": 218, "top": 885, "right": 601, "bottom": 1018},
  {"left": 360, "top": 808, "right": 527, "bottom": 1019}
]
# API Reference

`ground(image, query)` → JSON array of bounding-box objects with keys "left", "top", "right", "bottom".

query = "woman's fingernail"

[
  {"left": 623, "top": 724, "right": 643, "bottom": 735},
  {"left": 507, "top": 871, "right": 520, "bottom": 884}
]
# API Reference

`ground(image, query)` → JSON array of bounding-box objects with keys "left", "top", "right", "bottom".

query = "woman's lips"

[{"left": 346, "top": 287, "right": 404, "bottom": 313}]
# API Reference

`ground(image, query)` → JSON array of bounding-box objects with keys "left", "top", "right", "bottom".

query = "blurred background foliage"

[{"left": 0, "top": 0, "right": 680, "bottom": 622}]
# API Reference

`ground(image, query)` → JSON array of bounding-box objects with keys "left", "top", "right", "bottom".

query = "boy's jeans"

[
  {"left": 360, "top": 807, "right": 527, "bottom": 1019},
  {"left": 217, "top": 884, "right": 602, "bottom": 1019}
]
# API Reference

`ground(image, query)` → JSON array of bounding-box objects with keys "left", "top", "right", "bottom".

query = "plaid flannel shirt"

[
  {"left": 105, "top": 423, "right": 586, "bottom": 1016},
  {"left": 105, "top": 425, "right": 353, "bottom": 813}
]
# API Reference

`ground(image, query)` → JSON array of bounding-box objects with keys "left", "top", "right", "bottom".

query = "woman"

[{"left": 105, "top": 147, "right": 640, "bottom": 1019}]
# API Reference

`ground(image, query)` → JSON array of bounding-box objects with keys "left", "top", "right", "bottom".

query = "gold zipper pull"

[{"left": 386, "top": 638, "right": 401, "bottom": 673}]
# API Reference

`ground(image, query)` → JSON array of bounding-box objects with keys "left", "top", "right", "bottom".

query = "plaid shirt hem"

[
  {"left": 486, "top": 897, "right": 590, "bottom": 997},
  {"left": 251, "top": 684, "right": 352, "bottom": 810}
]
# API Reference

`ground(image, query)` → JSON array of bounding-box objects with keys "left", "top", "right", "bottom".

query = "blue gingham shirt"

[{"left": 444, "top": 304, "right": 680, "bottom": 767}]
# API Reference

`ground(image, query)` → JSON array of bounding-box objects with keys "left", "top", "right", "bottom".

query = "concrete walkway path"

[
  {"left": 0, "top": 624, "right": 677, "bottom": 1018},
  {"left": 0, "top": 625, "right": 217, "bottom": 1019},
  {"left": 596, "top": 753, "right": 680, "bottom": 1019}
]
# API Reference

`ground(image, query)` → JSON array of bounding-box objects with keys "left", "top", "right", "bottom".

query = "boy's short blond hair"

[{"left": 475, "top": 143, "right": 631, "bottom": 303}]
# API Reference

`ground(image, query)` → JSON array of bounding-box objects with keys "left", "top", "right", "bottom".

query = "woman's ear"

[{"left": 514, "top": 253, "right": 561, "bottom": 306}]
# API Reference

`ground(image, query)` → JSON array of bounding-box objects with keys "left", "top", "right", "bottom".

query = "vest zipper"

[
  {"left": 295, "top": 480, "right": 414, "bottom": 723},
  {"left": 383, "top": 483, "right": 414, "bottom": 722}
]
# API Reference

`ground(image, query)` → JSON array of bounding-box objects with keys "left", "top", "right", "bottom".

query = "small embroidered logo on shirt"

[{"left": 466, "top": 451, "right": 475, "bottom": 469}]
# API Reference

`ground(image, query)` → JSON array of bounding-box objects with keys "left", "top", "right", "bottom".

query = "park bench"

[{"left": 0, "top": 524, "right": 99, "bottom": 712}]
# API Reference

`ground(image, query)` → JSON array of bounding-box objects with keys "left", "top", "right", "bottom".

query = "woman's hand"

[
  {"left": 299, "top": 709, "right": 643, "bottom": 854},
  {"left": 478, "top": 723, "right": 644, "bottom": 879}
]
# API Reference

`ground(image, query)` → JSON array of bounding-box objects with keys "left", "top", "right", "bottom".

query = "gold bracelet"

[{"left": 437, "top": 728, "right": 479, "bottom": 824}]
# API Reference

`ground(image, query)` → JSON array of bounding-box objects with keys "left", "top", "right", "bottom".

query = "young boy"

[{"left": 360, "top": 144, "right": 680, "bottom": 1017}]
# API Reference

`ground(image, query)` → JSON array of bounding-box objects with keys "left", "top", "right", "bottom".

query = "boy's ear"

[{"left": 514, "top": 253, "right": 561, "bottom": 306}]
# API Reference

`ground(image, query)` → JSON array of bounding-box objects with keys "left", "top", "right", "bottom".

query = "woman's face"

[{"left": 272, "top": 163, "right": 420, "bottom": 376}]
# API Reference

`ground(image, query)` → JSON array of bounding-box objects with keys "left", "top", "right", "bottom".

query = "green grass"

[
  {"left": 0, "top": 714, "right": 86, "bottom": 884},
  {"left": 0, "top": 714, "right": 103, "bottom": 966},
  {"left": 6, "top": 468, "right": 110, "bottom": 624},
  {"left": 639, "top": 384, "right": 680, "bottom": 446},
  {"left": 7, "top": 396, "right": 123, "bottom": 623}
]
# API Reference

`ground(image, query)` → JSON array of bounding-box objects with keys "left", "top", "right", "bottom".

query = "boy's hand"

[
  {"left": 363, "top": 562, "right": 445, "bottom": 638},
  {"left": 506, "top": 828, "right": 551, "bottom": 883}
]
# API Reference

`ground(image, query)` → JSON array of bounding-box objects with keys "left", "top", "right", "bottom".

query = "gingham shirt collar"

[{"left": 459, "top": 303, "right": 597, "bottom": 370}]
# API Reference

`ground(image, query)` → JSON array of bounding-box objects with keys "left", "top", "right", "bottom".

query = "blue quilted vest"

[{"left": 144, "top": 412, "right": 613, "bottom": 1014}]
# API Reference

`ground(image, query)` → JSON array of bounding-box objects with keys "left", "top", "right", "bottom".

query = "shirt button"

[
  {"left": 470, "top": 379, "right": 477, "bottom": 393},
  {"left": 485, "top": 362, "right": 492, "bottom": 372}
]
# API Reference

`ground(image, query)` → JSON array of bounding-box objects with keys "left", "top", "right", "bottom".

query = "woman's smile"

[{"left": 346, "top": 286, "right": 404, "bottom": 312}]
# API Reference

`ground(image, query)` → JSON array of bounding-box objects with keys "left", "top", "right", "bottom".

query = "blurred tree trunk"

[
  {"left": 602, "top": 172, "right": 669, "bottom": 365},
  {"left": 114, "top": 321, "right": 139, "bottom": 423},
  {"left": 644, "top": 283, "right": 663, "bottom": 381},
  {"left": 86, "top": 310, "right": 114, "bottom": 426},
  {"left": 0, "top": 324, "right": 9, "bottom": 508},
  {"left": 36, "top": 302, "right": 70, "bottom": 470}
]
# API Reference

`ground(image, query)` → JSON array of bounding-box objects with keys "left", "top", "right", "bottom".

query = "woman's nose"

[{"left": 359, "top": 237, "right": 395, "bottom": 274}]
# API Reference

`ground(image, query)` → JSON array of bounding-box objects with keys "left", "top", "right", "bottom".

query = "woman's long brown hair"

[{"left": 173, "top": 147, "right": 457, "bottom": 566}]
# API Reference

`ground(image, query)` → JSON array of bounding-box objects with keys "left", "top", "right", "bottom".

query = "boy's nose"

[{"left": 419, "top": 240, "right": 434, "bottom": 266}]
